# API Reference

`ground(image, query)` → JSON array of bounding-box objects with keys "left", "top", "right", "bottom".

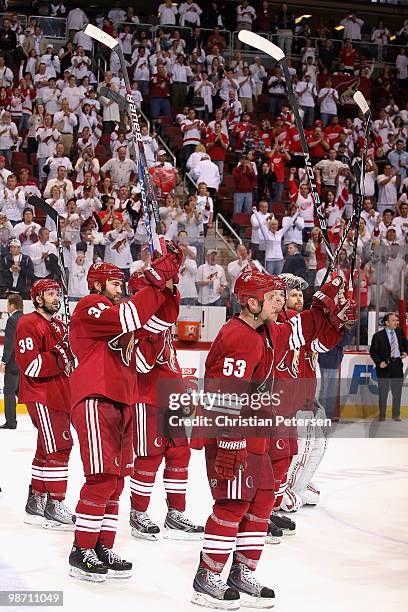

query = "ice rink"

[{"left": 1, "top": 416, "right": 407, "bottom": 612}]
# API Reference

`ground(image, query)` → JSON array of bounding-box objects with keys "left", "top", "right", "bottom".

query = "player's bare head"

[
  {"left": 87, "top": 263, "right": 124, "bottom": 304},
  {"left": 286, "top": 288, "right": 304, "bottom": 312},
  {"left": 30, "top": 279, "right": 61, "bottom": 315}
]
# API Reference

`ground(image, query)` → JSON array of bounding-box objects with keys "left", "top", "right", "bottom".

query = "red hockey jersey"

[
  {"left": 15, "top": 312, "right": 70, "bottom": 412},
  {"left": 203, "top": 315, "right": 274, "bottom": 454},
  {"left": 274, "top": 309, "right": 342, "bottom": 414},
  {"left": 69, "top": 286, "right": 167, "bottom": 408},
  {"left": 202, "top": 308, "right": 342, "bottom": 453},
  {"left": 135, "top": 288, "right": 184, "bottom": 406}
]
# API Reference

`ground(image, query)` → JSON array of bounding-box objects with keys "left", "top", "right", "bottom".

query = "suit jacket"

[
  {"left": 23, "top": 35, "right": 48, "bottom": 56},
  {"left": 2, "top": 309, "right": 23, "bottom": 372},
  {"left": 2, "top": 254, "right": 34, "bottom": 296},
  {"left": 369, "top": 327, "right": 408, "bottom": 378}
]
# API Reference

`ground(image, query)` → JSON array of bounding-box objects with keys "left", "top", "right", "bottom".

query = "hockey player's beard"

[
  {"left": 291, "top": 301, "right": 303, "bottom": 313},
  {"left": 39, "top": 301, "right": 60, "bottom": 317},
  {"left": 101, "top": 288, "right": 121, "bottom": 305}
]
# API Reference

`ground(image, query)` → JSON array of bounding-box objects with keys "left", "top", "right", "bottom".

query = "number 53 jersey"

[{"left": 15, "top": 312, "right": 70, "bottom": 412}]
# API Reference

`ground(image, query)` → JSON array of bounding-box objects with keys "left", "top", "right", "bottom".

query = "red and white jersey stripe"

[{"left": 85, "top": 399, "right": 104, "bottom": 474}]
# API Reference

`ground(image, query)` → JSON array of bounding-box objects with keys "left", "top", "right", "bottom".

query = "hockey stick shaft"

[
  {"left": 237, "top": 31, "right": 335, "bottom": 269},
  {"left": 99, "top": 85, "right": 155, "bottom": 255},
  {"left": 85, "top": 25, "right": 166, "bottom": 255},
  {"left": 280, "top": 60, "right": 335, "bottom": 269},
  {"left": 120, "top": 79, "right": 166, "bottom": 252},
  {"left": 28, "top": 195, "right": 70, "bottom": 325},
  {"left": 347, "top": 108, "right": 372, "bottom": 294},
  {"left": 320, "top": 104, "right": 371, "bottom": 288}
]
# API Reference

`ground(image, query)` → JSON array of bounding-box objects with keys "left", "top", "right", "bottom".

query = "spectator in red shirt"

[
  {"left": 102, "top": 17, "right": 114, "bottom": 36},
  {"left": 242, "top": 125, "right": 271, "bottom": 165},
  {"left": 206, "top": 27, "right": 227, "bottom": 51},
  {"left": 288, "top": 122, "right": 304, "bottom": 167},
  {"left": 273, "top": 114, "right": 289, "bottom": 146},
  {"left": 232, "top": 157, "right": 257, "bottom": 214},
  {"left": 324, "top": 115, "right": 345, "bottom": 148},
  {"left": 232, "top": 112, "right": 253, "bottom": 150},
  {"left": 307, "top": 126, "right": 330, "bottom": 164},
  {"left": 97, "top": 196, "right": 124, "bottom": 234},
  {"left": 150, "top": 64, "right": 171, "bottom": 119},
  {"left": 205, "top": 121, "right": 229, "bottom": 180},
  {"left": 265, "top": 142, "right": 291, "bottom": 204},
  {"left": 340, "top": 39, "right": 359, "bottom": 75}
]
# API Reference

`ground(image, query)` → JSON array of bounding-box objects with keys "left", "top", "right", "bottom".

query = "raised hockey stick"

[
  {"left": 237, "top": 30, "right": 336, "bottom": 272},
  {"left": 347, "top": 91, "right": 371, "bottom": 294},
  {"left": 320, "top": 92, "right": 372, "bottom": 288},
  {"left": 28, "top": 195, "right": 70, "bottom": 325},
  {"left": 85, "top": 24, "right": 166, "bottom": 256}
]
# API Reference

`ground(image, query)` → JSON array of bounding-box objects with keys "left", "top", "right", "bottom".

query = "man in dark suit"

[
  {"left": 370, "top": 313, "right": 408, "bottom": 421},
  {"left": 0, "top": 293, "right": 24, "bottom": 429},
  {"left": 2, "top": 239, "right": 34, "bottom": 299}
]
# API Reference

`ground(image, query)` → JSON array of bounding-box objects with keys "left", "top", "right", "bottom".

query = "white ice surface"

[{"left": 0, "top": 416, "right": 407, "bottom": 612}]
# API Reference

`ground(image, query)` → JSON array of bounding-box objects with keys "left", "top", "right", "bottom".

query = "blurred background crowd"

[{"left": 0, "top": 0, "right": 406, "bottom": 347}]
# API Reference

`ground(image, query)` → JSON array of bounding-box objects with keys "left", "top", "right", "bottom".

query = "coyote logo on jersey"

[
  {"left": 156, "top": 329, "right": 179, "bottom": 373},
  {"left": 276, "top": 348, "right": 300, "bottom": 379},
  {"left": 108, "top": 331, "right": 135, "bottom": 366}
]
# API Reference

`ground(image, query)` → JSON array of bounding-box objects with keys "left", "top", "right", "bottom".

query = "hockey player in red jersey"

[
  {"left": 68, "top": 254, "right": 180, "bottom": 582},
  {"left": 191, "top": 270, "right": 357, "bottom": 609},
  {"left": 267, "top": 274, "right": 355, "bottom": 539},
  {"left": 127, "top": 271, "right": 203, "bottom": 541},
  {"left": 15, "top": 280, "right": 76, "bottom": 531},
  {"left": 279, "top": 275, "right": 350, "bottom": 512}
]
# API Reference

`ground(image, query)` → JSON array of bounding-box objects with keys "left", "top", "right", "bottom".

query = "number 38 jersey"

[{"left": 15, "top": 312, "right": 70, "bottom": 412}]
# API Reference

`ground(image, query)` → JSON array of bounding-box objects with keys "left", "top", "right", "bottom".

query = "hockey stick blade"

[
  {"left": 99, "top": 86, "right": 127, "bottom": 110},
  {"left": 28, "top": 195, "right": 59, "bottom": 223},
  {"left": 237, "top": 30, "right": 285, "bottom": 61},
  {"left": 353, "top": 91, "right": 370, "bottom": 116},
  {"left": 84, "top": 24, "right": 118, "bottom": 50}
]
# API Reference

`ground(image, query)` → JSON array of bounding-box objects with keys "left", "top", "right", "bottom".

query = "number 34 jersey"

[
  {"left": 69, "top": 287, "right": 167, "bottom": 409},
  {"left": 15, "top": 312, "right": 70, "bottom": 412}
]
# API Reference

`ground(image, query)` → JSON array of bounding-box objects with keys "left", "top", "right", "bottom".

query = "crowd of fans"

[{"left": 0, "top": 2, "right": 406, "bottom": 342}]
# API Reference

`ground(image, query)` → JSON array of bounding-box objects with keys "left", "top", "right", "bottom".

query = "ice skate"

[
  {"left": 69, "top": 544, "right": 108, "bottom": 583},
  {"left": 265, "top": 520, "right": 283, "bottom": 545},
  {"left": 94, "top": 542, "right": 132, "bottom": 578},
  {"left": 298, "top": 484, "right": 320, "bottom": 506},
  {"left": 280, "top": 488, "right": 302, "bottom": 512},
  {"left": 227, "top": 563, "right": 275, "bottom": 609},
  {"left": 192, "top": 565, "right": 240, "bottom": 610},
  {"left": 270, "top": 512, "right": 296, "bottom": 535},
  {"left": 164, "top": 508, "right": 204, "bottom": 540},
  {"left": 43, "top": 495, "right": 75, "bottom": 531},
  {"left": 130, "top": 509, "right": 160, "bottom": 541},
  {"left": 24, "top": 485, "right": 46, "bottom": 526}
]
